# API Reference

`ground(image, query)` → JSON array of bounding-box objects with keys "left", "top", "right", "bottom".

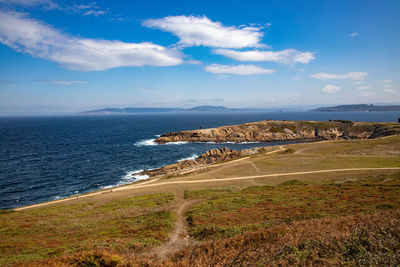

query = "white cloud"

[
  {"left": 311, "top": 72, "right": 368, "bottom": 80},
  {"left": 213, "top": 48, "right": 315, "bottom": 64},
  {"left": 38, "top": 80, "right": 87, "bottom": 85},
  {"left": 322, "top": 84, "right": 341, "bottom": 93},
  {"left": 0, "top": 0, "right": 59, "bottom": 9},
  {"left": 143, "top": 15, "right": 265, "bottom": 48},
  {"left": 0, "top": 11, "right": 183, "bottom": 71},
  {"left": 381, "top": 80, "right": 391, "bottom": 83},
  {"left": 186, "top": 59, "right": 202, "bottom": 65},
  {"left": 357, "top": 86, "right": 370, "bottom": 90},
  {"left": 352, "top": 81, "right": 363, "bottom": 84},
  {"left": 292, "top": 77, "right": 302, "bottom": 80},
  {"left": 383, "top": 89, "right": 396, "bottom": 94},
  {"left": 205, "top": 64, "right": 275, "bottom": 75},
  {"left": 0, "top": 1, "right": 108, "bottom": 16},
  {"left": 71, "top": 3, "right": 108, "bottom": 17},
  {"left": 384, "top": 84, "right": 393, "bottom": 89},
  {"left": 350, "top": 32, "right": 358, "bottom": 37},
  {"left": 360, "top": 91, "right": 373, "bottom": 97}
]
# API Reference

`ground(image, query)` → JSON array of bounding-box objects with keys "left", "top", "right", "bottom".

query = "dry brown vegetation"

[{"left": 27, "top": 208, "right": 400, "bottom": 266}]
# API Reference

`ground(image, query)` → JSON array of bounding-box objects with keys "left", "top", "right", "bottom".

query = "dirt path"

[
  {"left": 14, "top": 166, "right": 400, "bottom": 211},
  {"left": 152, "top": 193, "right": 197, "bottom": 258},
  {"left": 248, "top": 161, "right": 261, "bottom": 173}
]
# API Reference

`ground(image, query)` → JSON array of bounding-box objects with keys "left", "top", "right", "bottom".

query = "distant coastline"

[
  {"left": 311, "top": 104, "right": 400, "bottom": 112},
  {"left": 79, "top": 105, "right": 273, "bottom": 115}
]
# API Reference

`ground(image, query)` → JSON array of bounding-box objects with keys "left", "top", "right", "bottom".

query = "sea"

[{"left": 0, "top": 111, "right": 399, "bottom": 209}]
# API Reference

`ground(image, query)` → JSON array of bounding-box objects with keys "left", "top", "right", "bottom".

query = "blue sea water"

[{"left": 0, "top": 111, "right": 399, "bottom": 209}]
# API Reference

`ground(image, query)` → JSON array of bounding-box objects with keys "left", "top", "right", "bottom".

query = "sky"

[{"left": 0, "top": 0, "right": 399, "bottom": 115}]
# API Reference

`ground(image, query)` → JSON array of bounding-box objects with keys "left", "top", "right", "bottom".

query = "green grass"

[
  {"left": 0, "top": 193, "right": 175, "bottom": 266},
  {"left": 184, "top": 187, "right": 234, "bottom": 200},
  {"left": 186, "top": 173, "right": 400, "bottom": 240}
]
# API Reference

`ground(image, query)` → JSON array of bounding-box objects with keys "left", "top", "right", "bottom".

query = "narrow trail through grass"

[{"left": 151, "top": 192, "right": 198, "bottom": 258}]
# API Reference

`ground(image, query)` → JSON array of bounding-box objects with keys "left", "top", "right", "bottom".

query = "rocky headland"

[
  {"left": 136, "top": 120, "right": 400, "bottom": 178},
  {"left": 140, "top": 147, "right": 242, "bottom": 177},
  {"left": 155, "top": 120, "right": 400, "bottom": 144}
]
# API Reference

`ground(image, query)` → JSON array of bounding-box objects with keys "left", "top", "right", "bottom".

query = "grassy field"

[
  {"left": 185, "top": 174, "right": 400, "bottom": 240},
  {"left": 0, "top": 193, "right": 175, "bottom": 266},
  {"left": 1, "top": 135, "right": 400, "bottom": 266}
]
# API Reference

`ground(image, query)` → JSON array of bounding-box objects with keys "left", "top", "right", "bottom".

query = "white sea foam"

[
  {"left": 195, "top": 141, "right": 260, "bottom": 144},
  {"left": 164, "top": 141, "right": 189, "bottom": 145},
  {"left": 123, "top": 170, "right": 149, "bottom": 181},
  {"left": 100, "top": 170, "right": 149, "bottom": 190},
  {"left": 178, "top": 154, "right": 198, "bottom": 162},
  {"left": 134, "top": 138, "right": 157, "bottom": 146}
]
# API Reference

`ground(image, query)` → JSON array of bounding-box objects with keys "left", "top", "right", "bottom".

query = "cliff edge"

[{"left": 155, "top": 120, "right": 400, "bottom": 144}]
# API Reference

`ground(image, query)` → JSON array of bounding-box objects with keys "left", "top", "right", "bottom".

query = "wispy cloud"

[
  {"left": 311, "top": 72, "right": 368, "bottom": 80},
  {"left": 143, "top": 15, "right": 265, "bottom": 48},
  {"left": 205, "top": 64, "right": 275, "bottom": 75},
  {"left": 187, "top": 98, "right": 224, "bottom": 103},
  {"left": 70, "top": 2, "right": 108, "bottom": 17},
  {"left": 356, "top": 86, "right": 370, "bottom": 90},
  {"left": 37, "top": 80, "right": 87, "bottom": 85},
  {"left": 0, "top": 79, "right": 17, "bottom": 85},
  {"left": 213, "top": 48, "right": 315, "bottom": 64},
  {"left": 383, "top": 89, "right": 397, "bottom": 94},
  {"left": 350, "top": 32, "right": 358, "bottom": 37},
  {"left": 186, "top": 59, "right": 202, "bottom": 65},
  {"left": 1, "top": 0, "right": 109, "bottom": 16},
  {"left": 0, "top": 11, "right": 183, "bottom": 71},
  {"left": 381, "top": 80, "right": 391, "bottom": 83},
  {"left": 322, "top": 84, "right": 341, "bottom": 93},
  {"left": 0, "top": 0, "right": 60, "bottom": 9},
  {"left": 360, "top": 91, "right": 373, "bottom": 97}
]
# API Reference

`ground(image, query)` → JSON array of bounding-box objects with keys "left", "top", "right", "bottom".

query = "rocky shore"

[
  {"left": 140, "top": 147, "right": 242, "bottom": 177},
  {"left": 135, "top": 120, "right": 400, "bottom": 178},
  {"left": 155, "top": 120, "right": 400, "bottom": 144}
]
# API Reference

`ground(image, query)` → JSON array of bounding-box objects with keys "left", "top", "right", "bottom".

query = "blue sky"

[{"left": 0, "top": 0, "right": 399, "bottom": 115}]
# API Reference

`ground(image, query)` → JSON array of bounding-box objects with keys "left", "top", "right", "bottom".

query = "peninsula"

[
  {"left": 311, "top": 104, "right": 400, "bottom": 112},
  {"left": 155, "top": 119, "right": 400, "bottom": 144},
  {"left": 79, "top": 105, "right": 268, "bottom": 114}
]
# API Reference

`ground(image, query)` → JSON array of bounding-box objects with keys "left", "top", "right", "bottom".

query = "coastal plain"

[{"left": 1, "top": 133, "right": 400, "bottom": 266}]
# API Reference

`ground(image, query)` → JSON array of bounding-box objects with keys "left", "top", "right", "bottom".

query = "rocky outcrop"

[
  {"left": 155, "top": 120, "right": 400, "bottom": 144},
  {"left": 140, "top": 148, "right": 241, "bottom": 177}
]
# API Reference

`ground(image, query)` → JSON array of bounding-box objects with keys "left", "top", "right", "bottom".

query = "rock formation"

[
  {"left": 140, "top": 148, "right": 241, "bottom": 177},
  {"left": 155, "top": 120, "right": 400, "bottom": 144}
]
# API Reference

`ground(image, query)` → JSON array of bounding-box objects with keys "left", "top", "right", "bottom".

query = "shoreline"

[
  {"left": 11, "top": 135, "right": 400, "bottom": 211},
  {"left": 8, "top": 140, "right": 301, "bottom": 211}
]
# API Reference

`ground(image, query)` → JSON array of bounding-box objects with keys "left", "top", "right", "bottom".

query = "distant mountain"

[
  {"left": 79, "top": 106, "right": 267, "bottom": 114},
  {"left": 311, "top": 104, "right": 400, "bottom": 112},
  {"left": 79, "top": 107, "right": 184, "bottom": 114},
  {"left": 186, "top": 105, "right": 230, "bottom": 112}
]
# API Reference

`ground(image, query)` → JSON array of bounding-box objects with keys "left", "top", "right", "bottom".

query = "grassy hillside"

[{"left": 1, "top": 135, "right": 399, "bottom": 266}]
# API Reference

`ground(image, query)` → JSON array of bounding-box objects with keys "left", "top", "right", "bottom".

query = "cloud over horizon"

[
  {"left": 205, "top": 64, "right": 275, "bottom": 75},
  {"left": 143, "top": 15, "right": 265, "bottom": 48},
  {"left": 37, "top": 80, "right": 87, "bottom": 85},
  {"left": 311, "top": 72, "right": 369, "bottom": 80},
  {"left": 0, "top": 11, "right": 183, "bottom": 71},
  {"left": 322, "top": 84, "right": 341, "bottom": 93},
  {"left": 213, "top": 48, "right": 315, "bottom": 64}
]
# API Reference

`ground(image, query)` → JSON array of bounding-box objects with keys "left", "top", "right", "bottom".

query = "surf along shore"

[{"left": 2, "top": 120, "right": 400, "bottom": 266}]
